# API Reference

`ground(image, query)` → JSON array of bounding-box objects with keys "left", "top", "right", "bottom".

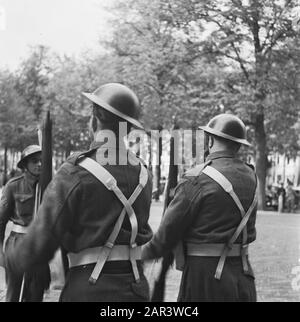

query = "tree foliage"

[
  {"left": 0, "top": 69, "right": 37, "bottom": 151},
  {"left": 105, "top": 0, "right": 225, "bottom": 129},
  {"left": 105, "top": 0, "right": 300, "bottom": 208},
  {"left": 0, "top": 0, "right": 299, "bottom": 209}
]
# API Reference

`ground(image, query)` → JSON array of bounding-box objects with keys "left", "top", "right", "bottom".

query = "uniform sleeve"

[
  {"left": 5, "top": 165, "right": 81, "bottom": 276},
  {"left": 142, "top": 179, "right": 198, "bottom": 260},
  {"left": 0, "top": 183, "right": 14, "bottom": 246}
]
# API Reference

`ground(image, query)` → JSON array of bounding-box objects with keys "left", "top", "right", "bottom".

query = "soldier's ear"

[
  {"left": 89, "top": 114, "right": 99, "bottom": 133},
  {"left": 91, "top": 115, "right": 98, "bottom": 132},
  {"left": 88, "top": 115, "right": 98, "bottom": 139}
]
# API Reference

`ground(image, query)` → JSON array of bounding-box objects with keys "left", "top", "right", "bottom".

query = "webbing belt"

[
  {"left": 187, "top": 243, "right": 248, "bottom": 257},
  {"left": 67, "top": 245, "right": 142, "bottom": 268},
  {"left": 202, "top": 166, "right": 257, "bottom": 280},
  {"left": 78, "top": 157, "right": 148, "bottom": 284}
]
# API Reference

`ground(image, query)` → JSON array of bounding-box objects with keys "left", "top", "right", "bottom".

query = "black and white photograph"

[{"left": 0, "top": 0, "right": 300, "bottom": 305}]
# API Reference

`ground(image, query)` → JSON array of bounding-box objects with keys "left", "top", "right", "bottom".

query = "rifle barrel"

[{"left": 151, "top": 124, "right": 178, "bottom": 302}]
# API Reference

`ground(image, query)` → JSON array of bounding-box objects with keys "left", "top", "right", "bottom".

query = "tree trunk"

[
  {"left": 254, "top": 113, "right": 267, "bottom": 210},
  {"left": 192, "top": 126, "right": 197, "bottom": 165},
  {"left": 154, "top": 125, "right": 162, "bottom": 201},
  {"left": 148, "top": 134, "right": 153, "bottom": 173},
  {"left": 3, "top": 145, "right": 8, "bottom": 186}
]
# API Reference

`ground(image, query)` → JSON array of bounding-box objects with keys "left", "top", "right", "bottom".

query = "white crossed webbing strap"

[
  {"left": 203, "top": 166, "right": 249, "bottom": 273},
  {"left": 202, "top": 165, "right": 258, "bottom": 280},
  {"left": 79, "top": 157, "right": 148, "bottom": 284},
  {"left": 34, "top": 183, "right": 41, "bottom": 218}
]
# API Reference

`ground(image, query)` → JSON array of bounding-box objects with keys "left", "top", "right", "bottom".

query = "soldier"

[
  {"left": 142, "top": 113, "right": 258, "bottom": 302},
  {"left": 5, "top": 83, "right": 153, "bottom": 302},
  {"left": 0, "top": 145, "right": 51, "bottom": 301},
  {"left": 285, "top": 180, "right": 296, "bottom": 213}
]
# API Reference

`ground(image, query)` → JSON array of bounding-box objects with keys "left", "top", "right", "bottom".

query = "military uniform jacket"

[
  {"left": 0, "top": 173, "right": 38, "bottom": 245},
  {"left": 5, "top": 141, "right": 153, "bottom": 275},
  {"left": 142, "top": 150, "right": 257, "bottom": 260}
]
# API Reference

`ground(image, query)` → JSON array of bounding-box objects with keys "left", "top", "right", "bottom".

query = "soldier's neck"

[
  {"left": 208, "top": 146, "right": 237, "bottom": 159},
  {"left": 209, "top": 141, "right": 236, "bottom": 154},
  {"left": 24, "top": 171, "right": 39, "bottom": 185}
]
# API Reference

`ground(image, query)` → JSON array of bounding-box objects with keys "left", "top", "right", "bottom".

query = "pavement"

[{"left": 1, "top": 201, "right": 300, "bottom": 302}]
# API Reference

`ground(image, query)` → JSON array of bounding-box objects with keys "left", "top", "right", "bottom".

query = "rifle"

[
  {"left": 151, "top": 121, "right": 179, "bottom": 302},
  {"left": 19, "top": 110, "right": 53, "bottom": 302},
  {"left": 40, "top": 111, "right": 69, "bottom": 277},
  {"left": 39, "top": 110, "right": 53, "bottom": 199}
]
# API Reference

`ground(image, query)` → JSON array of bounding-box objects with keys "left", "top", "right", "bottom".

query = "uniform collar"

[
  {"left": 87, "top": 140, "right": 137, "bottom": 165},
  {"left": 206, "top": 150, "right": 236, "bottom": 161}
]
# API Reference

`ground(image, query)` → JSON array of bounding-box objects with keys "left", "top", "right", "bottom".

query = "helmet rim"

[
  {"left": 82, "top": 83, "right": 144, "bottom": 130},
  {"left": 17, "top": 145, "right": 42, "bottom": 169},
  {"left": 199, "top": 125, "right": 251, "bottom": 146},
  {"left": 199, "top": 113, "right": 251, "bottom": 147}
]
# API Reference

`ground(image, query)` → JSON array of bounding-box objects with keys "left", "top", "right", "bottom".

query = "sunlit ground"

[{"left": 1, "top": 201, "right": 300, "bottom": 302}]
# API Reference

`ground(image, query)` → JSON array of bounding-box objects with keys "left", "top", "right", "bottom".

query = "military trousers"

[
  {"left": 178, "top": 256, "right": 256, "bottom": 302},
  {"left": 5, "top": 232, "right": 51, "bottom": 302},
  {"left": 59, "top": 260, "right": 150, "bottom": 302}
]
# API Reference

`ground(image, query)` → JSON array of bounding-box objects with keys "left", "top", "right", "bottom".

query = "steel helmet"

[
  {"left": 17, "top": 145, "right": 42, "bottom": 169},
  {"left": 82, "top": 83, "right": 144, "bottom": 130},
  {"left": 199, "top": 113, "right": 251, "bottom": 146}
]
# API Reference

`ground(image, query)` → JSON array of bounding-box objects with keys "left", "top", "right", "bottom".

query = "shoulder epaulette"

[
  {"left": 185, "top": 164, "right": 205, "bottom": 177},
  {"left": 5, "top": 174, "right": 24, "bottom": 186},
  {"left": 184, "top": 160, "right": 212, "bottom": 177},
  {"left": 67, "top": 151, "right": 89, "bottom": 165},
  {"left": 57, "top": 151, "right": 90, "bottom": 175}
]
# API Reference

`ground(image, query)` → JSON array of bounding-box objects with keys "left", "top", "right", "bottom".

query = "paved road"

[{"left": 1, "top": 201, "right": 300, "bottom": 302}]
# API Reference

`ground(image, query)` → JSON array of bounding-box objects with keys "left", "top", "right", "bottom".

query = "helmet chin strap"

[
  {"left": 209, "top": 136, "right": 214, "bottom": 149},
  {"left": 24, "top": 167, "right": 39, "bottom": 179},
  {"left": 204, "top": 133, "right": 211, "bottom": 161}
]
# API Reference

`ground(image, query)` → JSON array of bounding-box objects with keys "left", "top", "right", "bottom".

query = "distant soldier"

[
  {"left": 142, "top": 114, "right": 258, "bottom": 302},
  {"left": 0, "top": 145, "right": 50, "bottom": 301},
  {"left": 277, "top": 183, "right": 286, "bottom": 213},
  {"left": 5, "top": 83, "right": 153, "bottom": 302},
  {"left": 286, "top": 180, "right": 296, "bottom": 213}
]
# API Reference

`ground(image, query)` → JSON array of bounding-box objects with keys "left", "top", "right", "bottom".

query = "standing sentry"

[
  {"left": 4, "top": 83, "right": 153, "bottom": 302},
  {"left": 142, "top": 113, "right": 258, "bottom": 302},
  {"left": 0, "top": 145, "right": 51, "bottom": 302}
]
